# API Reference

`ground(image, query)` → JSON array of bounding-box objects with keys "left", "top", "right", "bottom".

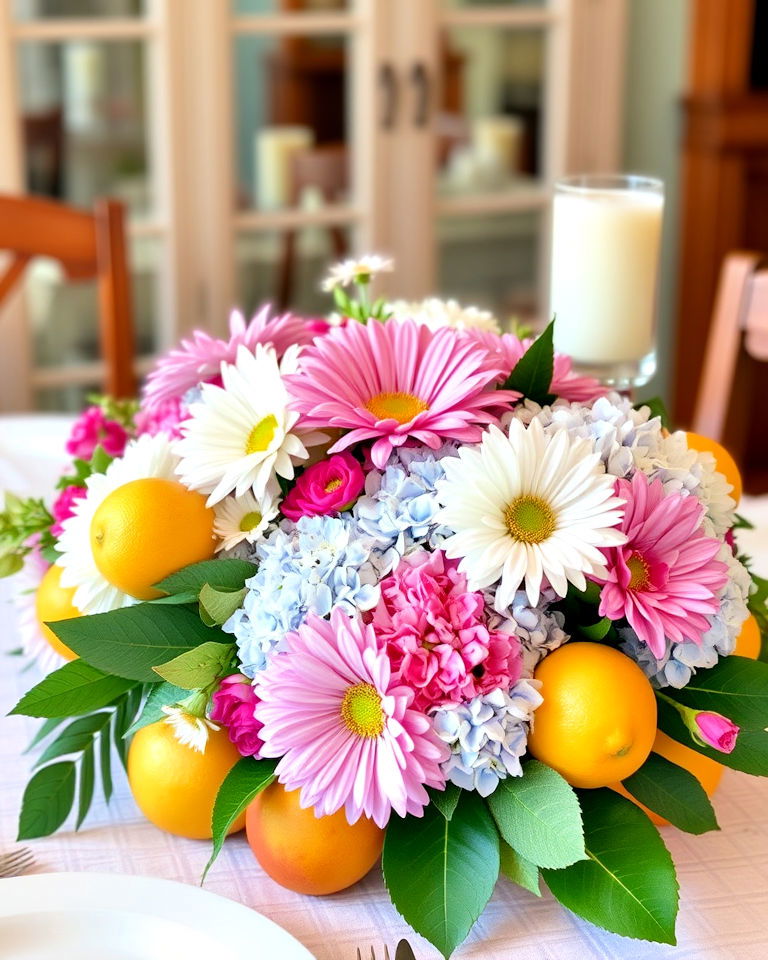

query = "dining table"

[{"left": 2, "top": 412, "right": 768, "bottom": 960}]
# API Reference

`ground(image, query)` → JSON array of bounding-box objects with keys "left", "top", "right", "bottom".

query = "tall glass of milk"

[{"left": 550, "top": 174, "right": 664, "bottom": 388}]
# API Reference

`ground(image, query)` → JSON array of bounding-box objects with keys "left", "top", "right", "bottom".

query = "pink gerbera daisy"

[
  {"left": 373, "top": 549, "right": 522, "bottom": 711},
  {"left": 143, "top": 306, "right": 314, "bottom": 411},
  {"left": 285, "top": 318, "right": 518, "bottom": 469},
  {"left": 469, "top": 330, "right": 607, "bottom": 404},
  {"left": 255, "top": 608, "right": 448, "bottom": 827},
  {"left": 596, "top": 472, "right": 728, "bottom": 657}
]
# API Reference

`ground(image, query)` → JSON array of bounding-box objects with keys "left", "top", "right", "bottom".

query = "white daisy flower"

[
  {"left": 321, "top": 254, "right": 394, "bottom": 292},
  {"left": 213, "top": 489, "right": 280, "bottom": 553},
  {"left": 388, "top": 297, "right": 501, "bottom": 334},
  {"left": 437, "top": 418, "right": 627, "bottom": 609},
  {"left": 56, "top": 433, "right": 179, "bottom": 615},
  {"left": 174, "top": 344, "right": 323, "bottom": 507},
  {"left": 161, "top": 706, "right": 219, "bottom": 754}
]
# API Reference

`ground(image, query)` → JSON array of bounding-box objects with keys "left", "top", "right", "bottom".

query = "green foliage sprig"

[{"left": 0, "top": 492, "right": 55, "bottom": 577}]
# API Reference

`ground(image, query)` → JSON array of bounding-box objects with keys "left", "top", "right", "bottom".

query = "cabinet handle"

[
  {"left": 379, "top": 62, "right": 398, "bottom": 130},
  {"left": 411, "top": 61, "right": 430, "bottom": 128}
]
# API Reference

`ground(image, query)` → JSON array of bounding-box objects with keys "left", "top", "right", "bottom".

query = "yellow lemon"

[
  {"left": 685, "top": 431, "right": 742, "bottom": 504},
  {"left": 527, "top": 642, "right": 657, "bottom": 789},
  {"left": 734, "top": 614, "right": 761, "bottom": 660},
  {"left": 35, "top": 564, "right": 81, "bottom": 660},
  {"left": 127, "top": 720, "right": 244, "bottom": 840},
  {"left": 90, "top": 478, "right": 216, "bottom": 600}
]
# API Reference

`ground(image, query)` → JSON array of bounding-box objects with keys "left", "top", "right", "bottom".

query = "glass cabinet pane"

[
  {"left": 233, "top": 33, "right": 350, "bottom": 212},
  {"left": 441, "top": 0, "right": 546, "bottom": 8},
  {"left": 17, "top": 40, "right": 152, "bottom": 215},
  {"left": 437, "top": 27, "right": 545, "bottom": 198},
  {"left": 233, "top": 0, "right": 348, "bottom": 12},
  {"left": 12, "top": 0, "right": 145, "bottom": 18}
]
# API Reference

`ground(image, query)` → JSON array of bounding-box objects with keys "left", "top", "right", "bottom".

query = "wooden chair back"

[
  {"left": 0, "top": 193, "right": 136, "bottom": 398},
  {"left": 692, "top": 252, "right": 768, "bottom": 442}
]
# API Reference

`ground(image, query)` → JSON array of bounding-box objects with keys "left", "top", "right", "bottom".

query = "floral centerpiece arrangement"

[{"left": 3, "top": 256, "right": 768, "bottom": 958}]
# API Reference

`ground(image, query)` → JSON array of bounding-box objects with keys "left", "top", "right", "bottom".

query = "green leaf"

[
  {"left": 500, "top": 843, "right": 540, "bottom": 897},
  {"left": 148, "top": 591, "right": 200, "bottom": 606},
  {"left": 154, "top": 559, "right": 257, "bottom": 597},
  {"left": 17, "top": 761, "right": 77, "bottom": 840},
  {"left": 638, "top": 395, "right": 670, "bottom": 429},
  {"left": 153, "top": 641, "right": 234, "bottom": 690},
  {"left": 10, "top": 660, "right": 136, "bottom": 718},
  {"left": 501, "top": 318, "right": 555, "bottom": 404},
  {"left": 657, "top": 698, "right": 768, "bottom": 776},
  {"left": 486, "top": 760, "right": 586, "bottom": 869},
  {"left": 34, "top": 713, "right": 111, "bottom": 768},
  {"left": 382, "top": 791, "right": 500, "bottom": 959},
  {"left": 24, "top": 717, "right": 67, "bottom": 753},
  {"left": 665, "top": 656, "right": 768, "bottom": 728},
  {"left": 622, "top": 752, "right": 719, "bottom": 835},
  {"left": 427, "top": 782, "right": 461, "bottom": 820},
  {"left": 203, "top": 757, "right": 277, "bottom": 881},
  {"left": 198, "top": 584, "right": 247, "bottom": 627},
  {"left": 113, "top": 690, "right": 142, "bottom": 769},
  {"left": 0, "top": 553, "right": 23, "bottom": 577},
  {"left": 99, "top": 727, "right": 113, "bottom": 803},
  {"left": 48, "top": 604, "right": 221, "bottom": 682},
  {"left": 76, "top": 743, "right": 95, "bottom": 830},
  {"left": 125, "top": 681, "right": 188, "bottom": 737},
  {"left": 543, "top": 789, "right": 678, "bottom": 945},
  {"left": 578, "top": 617, "right": 612, "bottom": 641}
]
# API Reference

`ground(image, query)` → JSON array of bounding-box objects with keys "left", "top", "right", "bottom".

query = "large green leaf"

[
  {"left": 427, "top": 783, "right": 461, "bottom": 820},
  {"left": 154, "top": 558, "right": 257, "bottom": 597},
  {"left": 17, "top": 762, "right": 77, "bottom": 840},
  {"left": 622, "top": 751, "right": 719, "bottom": 835},
  {"left": 153, "top": 641, "right": 235, "bottom": 690},
  {"left": 500, "top": 843, "right": 540, "bottom": 897},
  {"left": 34, "top": 712, "right": 112, "bottom": 768},
  {"left": 382, "top": 791, "right": 500, "bottom": 959},
  {"left": 487, "top": 760, "right": 585, "bottom": 868},
  {"left": 198, "top": 584, "right": 247, "bottom": 627},
  {"left": 48, "top": 604, "right": 221, "bottom": 682},
  {"left": 203, "top": 758, "right": 277, "bottom": 881},
  {"left": 657, "top": 698, "right": 768, "bottom": 776},
  {"left": 501, "top": 318, "right": 555, "bottom": 404},
  {"left": 543, "top": 789, "right": 679, "bottom": 945},
  {"left": 76, "top": 743, "right": 95, "bottom": 831},
  {"left": 125, "top": 681, "right": 188, "bottom": 737},
  {"left": 665, "top": 656, "right": 768, "bottom": 728},
  {"left": 10, "top": 660, "right": 135, "bottom": 718}
]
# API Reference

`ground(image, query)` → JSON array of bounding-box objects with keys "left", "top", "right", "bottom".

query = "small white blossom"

[
  {"left": 161, "top": 706, "right": 220, "bottom": 754},
  {"left": 321, "top": 255, "right": 394, "bottom": 292},
  {"left": 388, "top": 297, "right": 500, "bottom": 334}
]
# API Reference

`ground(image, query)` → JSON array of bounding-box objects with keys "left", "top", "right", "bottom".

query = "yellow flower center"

[
  {"left": 245, "top": 414, "right": 278, "bottom": 456},
  {"left": 238, "top": 510, "right": 263, "bottom": 532},
  {"left": 365, "top": 391, "right": 428, "bottom": 424},
  {"left": 504, "top": 495, "right": 556, "bottom": 544},
  {"left": 340, "top": 682, "right": 385, "bottom": 738},
  {"left": 627, "top": 552, "right": 651, "bottom": 591},
  {"left": 324, "top": 478, "right": 343, "bottom": 493}
]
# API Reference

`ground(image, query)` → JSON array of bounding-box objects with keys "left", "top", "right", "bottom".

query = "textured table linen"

[{"left": 2, "top": 414, "right": 768, "bottom": 960}]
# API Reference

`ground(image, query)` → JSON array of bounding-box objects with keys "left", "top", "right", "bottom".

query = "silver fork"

[
  {"left": 0, "top": 847, "right": 35, "bottom": 878},
  {"left": 356, "top": 948, "right": 391, "bottom": 960}
]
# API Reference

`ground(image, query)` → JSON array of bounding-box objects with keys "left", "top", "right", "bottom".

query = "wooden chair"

[
  {"left": 692, "top": 252, "right": 768, "bottom": 444},
  {"left": 0, "top": 193, "right": 136, "bottom": 399}
]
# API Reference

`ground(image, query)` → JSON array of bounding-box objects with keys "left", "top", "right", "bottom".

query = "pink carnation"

[
  {"left": 66, "top": 406, "right": 128, "bottom": 460},
  {"left": 209, "top": 674, "right": 264, "bottom": 757},
  {"left": 372, "top": 549, "right": 522, "bottom": 711},
  {"left": 135, "top": 396, "right": 189, "bottom": 440},
  {"left": 51, "top": 485, "right": 87, "bottom": 538},
  {"left": 281, "top": 452, "right": 364, "bottom": 521}
]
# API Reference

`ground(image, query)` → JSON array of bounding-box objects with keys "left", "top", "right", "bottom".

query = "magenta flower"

[
  {"left": 695, "top": 711, "right": 740, "bottom": 754},
  {"left": 51, "top": 485, "right": 87, "bottom": 538},
  {"left": 470, "top": 330, "right": 607, "bottom": 404},
  {"left": 372, "top": 549, "right": 522, "bottom": 711},
  {"left": 255, "top": 608, "right": 448, "bottom": 827},
  {"left": 281, "top": 452, "right": 364, "bottom": 521},
  {"left": 597, "top": 472, "right": 728, "bottom": 657},
  {"left": 285, "top": 318, "right": 518, "bottom": 469},
  {"left": 65, "top": 406, "right": 128, "bottom": 460},
  {"left": 135, "top": 396, "right": 188, "bottom": 440},
  {"left": 209, "top": 674, "right": 264, "bottom": 757},
  {"left": 143, "top": 306, "right": 314, "bottom": 412}
]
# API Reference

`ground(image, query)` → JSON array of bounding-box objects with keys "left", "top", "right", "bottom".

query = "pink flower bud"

[
  {"left": 209, "top": 674, "right": 263, "bottom": 757},
  {"left": 695, "top": 711, "right": 740, "bottom": 754},
  {"left": 281, "top": 451, "right": 365, "bottom": 521}
]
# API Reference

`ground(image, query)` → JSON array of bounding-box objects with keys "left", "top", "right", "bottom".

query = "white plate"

[{"left": 0, "top": 873, "right": 316, "bottom": 960}]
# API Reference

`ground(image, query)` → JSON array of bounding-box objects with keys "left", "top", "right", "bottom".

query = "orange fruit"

[
  {"left": 685, "top": 431, "right": 742, "bottom": 503},
  {"left": 245, "top": 781, "right": 384, "bottom": 895},
  {"left": 34, "top": 564, "right": 82, "bottom": 660},
  {"left": 127, "top": 719, "right": 244, "bottom": 839},
  {"left": 527, "top": 642, "right": 657, "bottom": 789},
  {"left": 612, "top": 730, "right": 724, "bottom": 826},
  {"left": 734, "top": 614, "right": 761, "bottom": 660},
  {"left": 90, "top": 478, "right": 216, "bottom": 600}
]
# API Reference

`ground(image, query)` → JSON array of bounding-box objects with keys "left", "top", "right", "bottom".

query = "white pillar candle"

[
  {"left": 473, "top": 115, "right": 523, "bottom": 175},
  {"left": 255, "top": 126, "right": 314, "bottom": 211},
  {"left": 550, "top": 178, "right": 664, "bottom": 366}
]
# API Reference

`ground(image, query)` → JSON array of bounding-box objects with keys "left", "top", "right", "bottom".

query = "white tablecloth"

[{"left": 2, "top": 415, "right": 768, "bottom": 960}]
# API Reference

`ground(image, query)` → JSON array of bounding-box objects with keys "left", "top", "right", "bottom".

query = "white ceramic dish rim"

[{"left": 0, "top": 872, "right": 316, "bottom": 960}]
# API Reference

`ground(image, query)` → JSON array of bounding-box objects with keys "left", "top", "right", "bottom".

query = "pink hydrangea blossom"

[
  {"left": 135, "top": 396, "right": 188, "bottom": 440},
  {"left": 695, "top": 711, "right": 739, "bottom": 754},
  {"left": 51, "top": 485, "right": 87, "bottom": 538},
  {"left": 597, "top": 472, "right": 728, "bottom": 657},
  {"left": 65, "top": 406, "right": 128, "bottom": 460},
  {"left": 281, "top": 452, "right": 364, "bottom": 521},
  {"left": 372, "top": 549, "right": 522, "bottom": 711},
  {"left": 209, "top": 674, "right": 264, "bottom": 757}
]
